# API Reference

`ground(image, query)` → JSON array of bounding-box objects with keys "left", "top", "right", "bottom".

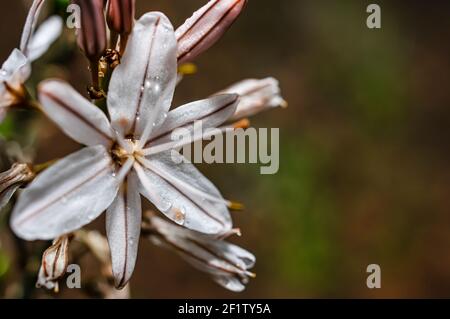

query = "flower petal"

[
  {"left": 148, "top": 94, "right": 239, "bottom": 146},
  {"left": 138, "top": 152, "right": 232, "bottom": 235},
  {"left": 1, "top": 49, "right": 31, "bottom": 87},
  {"left": 108, "top": 12, "right": 177, "bottom": 139},
  {"left": 147, "top": 215, "right": 254, "bottom": 292},
  {"left": 27, "top": 16, "right": 64, "bottom": 62},
  {"left": 19, "top": 0, "right": 46, "bottom": 55},
  {"left": 38, "top": 80, "right": 114, "bottom": 147},
  {"left": 11, "top": 145, "right": 119, "bottom": 240},
  {"left": 106, "top": 171, "right": 141, "bottom": 289},
  {"left": 176, "top": 0, "right": 247, "bottom": 64},
  {"left": 216, "top": 78, "right": 287, "bottom": 120}
]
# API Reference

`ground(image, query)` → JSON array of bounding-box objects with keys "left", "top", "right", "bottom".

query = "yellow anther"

[
  {"left": 228, "top": 201, "right": 245, "bottom": 211},
  {"left": 178, "top": 63, "right": 198, "bottom": 76},
  {"left": 232, "top": 118, "right": 251, "bottom": 129}
]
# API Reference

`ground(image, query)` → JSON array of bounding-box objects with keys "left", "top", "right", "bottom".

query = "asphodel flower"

[
  {"left": 216, "top": 77, "right": 288, "bottom": 121},
  {"left": 176, "top": 0, "right": 248, "bottom": 64},
  {"left": 11, "top": 12, "right": 241, "bottom": 289},
  {"left": 36, "top": 235, "right": 70, "bottom": 291},
  {"left": 0, "top": 0, "right": 62, "bottom": 119},
  {"left": 144, "top": 214, "right": 256, "bottom": 292}
]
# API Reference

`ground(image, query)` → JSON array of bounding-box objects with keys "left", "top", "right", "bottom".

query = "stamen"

[
  {"left": 228, "top": 201, "right": 245, "bottom": 211},
  {"left": 114, "top": 130, "right": 133, "bottom": 154}
]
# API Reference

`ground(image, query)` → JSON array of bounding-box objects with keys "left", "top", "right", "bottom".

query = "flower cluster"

[{"left": 0, "top": 0, "right": 286, "bottom": 293}]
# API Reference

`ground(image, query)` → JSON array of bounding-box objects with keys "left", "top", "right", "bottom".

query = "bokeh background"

[{"left": 1, "top": 0, "right": 450, "bottom": 298}]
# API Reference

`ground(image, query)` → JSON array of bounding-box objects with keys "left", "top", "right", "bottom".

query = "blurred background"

[{"left": 1, "top": 0, "right": 450, "bottom": 298}]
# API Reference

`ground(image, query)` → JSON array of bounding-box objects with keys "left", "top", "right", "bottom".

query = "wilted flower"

[
  {"left": 176, "top": 0, "right": 247, "bottom": 64},
  {"left": 36, "top": 235, "right": 70, "bottom": 291},
  {"left": 217, "top": 77, "right": 288, "bottom": 121},
  {"left": 73, "top": 0, "right": 107, "bottom": 61},
  {"left": 11, "top": 12, "right": 241, "bottom": 289},
  {"left": 0, "top": 0, "right": 62, "bottom": 120},
  {"left": 0, "top": 163, "right": 34, "bottom": 210},
  {"left": 144, "top": 214, "right": 256, "bottom": 292}
]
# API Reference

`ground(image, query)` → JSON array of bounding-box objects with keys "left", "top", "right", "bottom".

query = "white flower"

[
  {"left": 145, "top": 214, "right": 256, "bottom": 292},
  {"left": 217, "top": 77, "right": 288, "bottom": 121},
  {"left": 0, "top": 0, "right": 63, "bottom": 119},
  {"left": 10, "top": 12, "right": 240, "bottom": 289}
]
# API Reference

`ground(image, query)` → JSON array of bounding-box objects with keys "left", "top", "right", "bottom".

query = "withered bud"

[
  {"left": 176, "top": 0, "right": 248, "bottom": 64},
  {"left": 0, "top": 163, "right": 34, "bottom": 210},
  {"left": 36, "top": 235, "right": 70, "bottom": 291},
  {"left": 73, "top": 0, "right": 107, "bottom": 61},
  {"left": 107, "top": 0, "right": 135, "bottom": 35}
]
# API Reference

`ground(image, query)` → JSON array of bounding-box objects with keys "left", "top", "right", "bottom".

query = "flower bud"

[
  {"left": 36, "top": 236, "right": 70, "bottom": 291},
  {"left": 0, "top": 163, "right": 34, "bottom": 210},
  {"left": 107, "top": 0, "right": 135, "bottom": 35},
  {"left": 216, "top": 77, "right": 287, "bottom": 121},
  {"left": 73, "top": 0, "right": 107, "bottom": 61},
  {"left": 176, "top": 0, "right": 247, "bottom": 64}
]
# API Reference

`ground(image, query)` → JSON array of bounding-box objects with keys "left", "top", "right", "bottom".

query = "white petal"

[
  {"left": 108, "top": 12, "right": 177, "bottom": 139},
  {"left": 11, "top": 146, "right": 120, "bottom": 240},
  {"left": 138, "top": 152, "right": 232, "bottom": 234},
  {"left": 147, "top": 94, "right": 239, "bottom": 146},
  {"left": 38, "top": 80, "right": 114, "bottom": 147},
  {"left": 1, "top": 49, "right": 31, "bottom": 87},
  {"left": 20, "top": 0, "right": 46, "bottom": 55},
  {"left": 176, "top": 0, "right": 247, "bottom": 64},
  {"left": 213, "top": 275, "right": 246, "bottom": 292},
  {"left": 106, "top": 171, "right": 142, "bottom": 289},
  {"left": 27, "top": 16, "right": 63, "bottom": 62},
  {"left": 217, "top": 78, "right": 287, "bottom": 120},
  {"left": 0, "top": 185, "right": 20, "bottom": 210}
]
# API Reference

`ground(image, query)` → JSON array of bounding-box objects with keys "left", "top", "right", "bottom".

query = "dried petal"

[
  {"left": 0, "top": 163, "right": 34, "bottom": 210},
  {"left": 146, "top": 215, "right": 255, "bottom": 292},
  {"left": 36, "top": 235, "right": 70, "bottom": 290}
]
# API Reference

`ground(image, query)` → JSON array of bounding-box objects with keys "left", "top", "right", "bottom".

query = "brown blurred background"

[{"left": 1, "top": 0, "right": 450, "bottom": 298}]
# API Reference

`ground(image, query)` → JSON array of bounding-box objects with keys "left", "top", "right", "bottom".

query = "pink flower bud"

[
  {"left": 74, "top": 0, "right": 107, "bottom": 61},
  {"left": 176, "top": 0, "right": 247, "bottom": 64},
  {"left": 107, "top": 0, "right": 135, "bottom": 35}
]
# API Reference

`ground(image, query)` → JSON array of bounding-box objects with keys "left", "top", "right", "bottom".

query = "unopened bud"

[
  {"left": 107, "top": 0, "right": 135, "bottom": 35},
  {"left": 176, "top": 0, "right": 247, "bottom": 64},
  {"left": 73, "top": 0, "right": 107, "bottom": 61}
]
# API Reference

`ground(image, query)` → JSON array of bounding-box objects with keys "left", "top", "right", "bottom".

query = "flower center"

[{"left": 111, "top": 139, "right": 143, "bottom": 165}]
